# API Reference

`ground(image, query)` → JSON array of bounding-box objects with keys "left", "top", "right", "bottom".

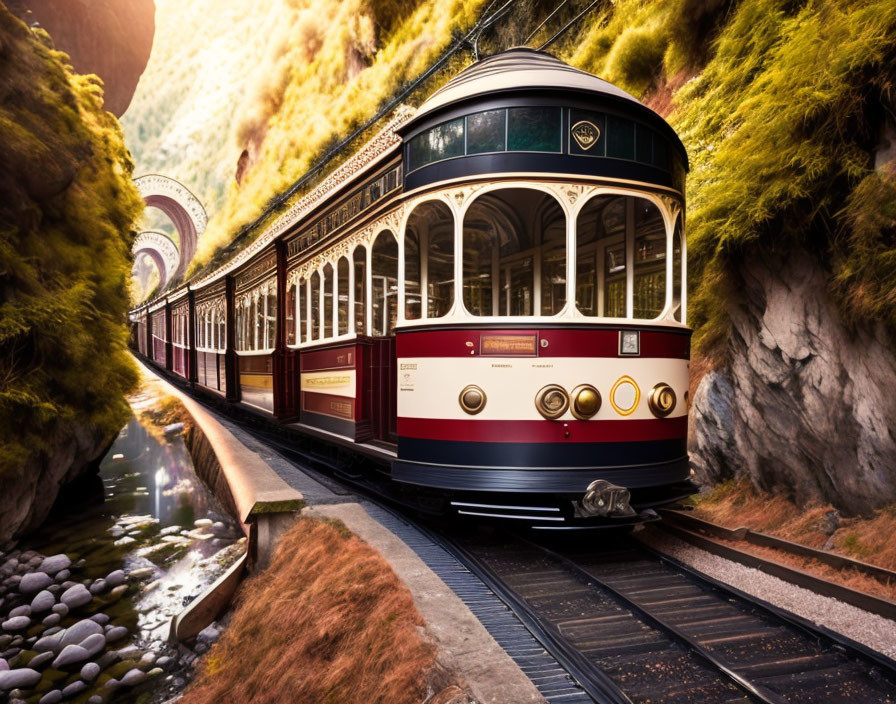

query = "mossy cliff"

[{"left": 0, "top": 4, "right": 143, "bottom": 541}]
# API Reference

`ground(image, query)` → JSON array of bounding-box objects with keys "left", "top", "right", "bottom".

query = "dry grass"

[
  {"left": 691, "top": 478, "right": 896, "bottom": 573},
  {"left": 180, "top": 516, "right": 434, "bottom": 704}
]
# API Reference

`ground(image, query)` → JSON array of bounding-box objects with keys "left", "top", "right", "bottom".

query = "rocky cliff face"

[
  {"left": 691, "top": 246, "right": 896, "bottom": 516},
  {"left": 6, "top": 0, "right": 155, "bottom": 116}
]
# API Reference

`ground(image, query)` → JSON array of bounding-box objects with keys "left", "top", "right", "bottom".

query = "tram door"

[{"left": 370, "top": 234, "right": 399, "bottom": 445}]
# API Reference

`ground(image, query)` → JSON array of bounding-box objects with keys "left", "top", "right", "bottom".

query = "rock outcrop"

[
  {"left": 691, "top": 247, "right": 896, "bottom": 516},
  {"left": 6, "top": 0, "right": 155, "bottom": 116}
]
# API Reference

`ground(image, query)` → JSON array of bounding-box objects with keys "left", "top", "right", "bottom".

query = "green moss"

[
  {"left": 604, "top": 24, "right": 668, "bottom": 95},
  {"left": 0, "top": 7, "right": 142, "bottom": 478}
]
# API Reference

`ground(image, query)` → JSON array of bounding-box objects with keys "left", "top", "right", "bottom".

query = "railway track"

[{"left": 438, "top": 529, "right": 896, "bottom": 703}]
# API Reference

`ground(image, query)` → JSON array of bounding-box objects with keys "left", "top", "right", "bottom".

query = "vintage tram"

[{"left": 132, "top": 48, "right": 693, "bottom": 527}]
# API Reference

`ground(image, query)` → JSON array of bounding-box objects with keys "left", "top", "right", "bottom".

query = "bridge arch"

[
  {"left": 132, "top": 230, "right": 181, "bottom": 289},
  {"left": 134, "top": 174, "right": 207, "bottom": 280}
]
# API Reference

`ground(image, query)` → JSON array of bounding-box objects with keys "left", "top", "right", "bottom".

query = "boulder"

[{"left": 0, "top": 668, "right": 41, "bottom": 690}]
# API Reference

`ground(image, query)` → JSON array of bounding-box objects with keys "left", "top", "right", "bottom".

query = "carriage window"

[
  {"left": 508, "top": 107, "right": 562, "bottom": 152},
  {"left": 635, "top": 123, "right": 653, "bottom": 164},
  {"left": 338, "top": 257, "right": 349, "bottom": 335},
  {"left": 463, "top": 189, "right": 565, "bottom": 317},
  {"left": 404, "top": 225, "right": 421, "bottom": 321},
  {"left": 323, "top": 263, "right": 334, "bottom": 338},
  {"left": 217, "top": 306, "right": 225, "bottom": 351},
  {"left": 466, "top": 110, "right": 506, "bottom": 154},
  {"left": 299, "top": 279, "right": 308, "bottom": 343},
  {"left": 407, "top": 118, "right": 464, "bottom": 171},
  {"left": 576, "top": 195, "right": 627, "bottom": 317},
  {"left": 265, "top": 284, "right": 277, "bottom": 349},
  {"left": 310, "top": 271, "right": 321, "bottom": 340},
  {"left": 672, "top": 219, "right": 683, "bottom": 322},
  {"left": 633, "top": 199, "right": 665, "bottom": 319},
  {"left": 607, "top": 114, "right": 635, "bottom": 160},
  {"left": 353, "top": 247, "right": 366, "bottom": 335},
  {"left": 372, "top": 230, "right": 398, "bottom": 336},
  {"left": 286, "top": 282, "right": 296, "bottom": 346}
]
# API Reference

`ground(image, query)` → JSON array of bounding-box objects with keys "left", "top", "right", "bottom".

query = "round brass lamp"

[
  {"left": 535, "top": 384, "right": 569, "bottom": 419},
  {"left": 648, "top": 383, "right": 676, "bottom": 418},
  {"left": 459, "top": 385, "right": 486, "bottom": 415},
  {"left": 570, "top": 384, "right": 601, "bottom": 420}
]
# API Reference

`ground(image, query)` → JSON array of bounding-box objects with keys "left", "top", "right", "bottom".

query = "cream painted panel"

[
  {"left": 397, "top": 357, "right": 689, "bottom": 421},
  {"left": 300, "top": 370, "right": 357, "bottom": 398}
]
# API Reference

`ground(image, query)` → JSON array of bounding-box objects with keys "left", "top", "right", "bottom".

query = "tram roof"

[{"left": 403, "top": 47, "right": 687, "bottom": 167}]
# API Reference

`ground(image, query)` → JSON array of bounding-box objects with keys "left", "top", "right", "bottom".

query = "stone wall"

[{"left": 690, "top": 246, "right": 896, "bottom": 516}]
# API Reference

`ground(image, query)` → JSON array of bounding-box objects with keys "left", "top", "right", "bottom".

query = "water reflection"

[{"left": 21, "top": 416, "right": 244, "bottom": 644}]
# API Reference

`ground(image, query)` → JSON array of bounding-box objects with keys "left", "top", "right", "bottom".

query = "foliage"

[
  {"left": 565, "top": 0, "right": 896, "bottom": 353},
  {"left": 0, "top": 6, "right": 142, "bottom": 474}
]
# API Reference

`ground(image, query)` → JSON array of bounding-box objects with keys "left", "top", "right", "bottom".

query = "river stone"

[
  {"left": 193, "top": 519, "right": 212, "bottom": 528},
  {"left": 60, "top": 619, "right": 103, "bottom": 648},
  {"left": 30, "top": 590, "right": 55, "bottom": 613},
  {"left": 2, "top": 616, "right": 30, "bottom": 631},
  {"left": 18, "top": 572, "right": 52, "bottom": 595},
  {"left": 54, "top": 570, "right": 70, "bottom": 583},
  {"left": 63, "top": 680, "right": 88, "bottom": 698},
  {"left": 39, "top": 691, "right": 62, "bottom": 704},
  {"left": 104, "top": 570, "right": 126, "bottom": 588},
  {"left": 90, "top": 613, "right": 109, "bottom": 626},
  {"left": 120, "top": 668, "right": 146, "bottom": 686},
  {"left": 105, "top": 626, "right": 128, "bottom": 643},
  {"left": 34, "top": 631, "right": 64, "bottom": 653},
  {"left": 80, "top": 633, "right": 106, "bottom": 658},
  {"left": 42, "top": 614, "right": 61, "bottom": 628},
  {"left": 29, "top": 651, "right": 54, "bottom": 668},
  {"left": 0, "top": 667, "right": 41, "bottom": 690},
  {"left": 197, "top": 625, "right": 219, "bottom": 643},
  {"left": 8, "top": 605, "right": 30, "bottom": 618},
  {"left": 139, "top": 652, "right": 155, "bottom": 666},
  {"left": 37, "top": 556, "right": 70, "bottom": 577},
  {"left": 156, "top": 655, "right": 173, "bottom": 670},
  {"left": 88, "top": 697, "right": 103, "bottom": 704},
  {"left": 42, "top": 626, "right": 61, "bottom": 636},
  {"left": 128, "top": 567, "right": 154, "bottom": 579},
  {"left": 81, "top": 661, "right": 100, "bottom": 681},
  {"left": 51, "top": 604, "right": 68, "bottom": 617},
  {"left": 52, "top": 644, "right": 90, "bottom": 668},
  {"left": 60, "top": 585, "right": 91, "bottom": 609},
  {"left": 104, "top": 677, "right": 119, "bottom": 689},
  {"left": 89, "top": 579, "right": 107, "bottom": 595},
  {"left": 108, "top": 585, "right": 128, "bottom": 601},
  {"left": 0, "top": 658, "right": 6, "bottom": 670}
]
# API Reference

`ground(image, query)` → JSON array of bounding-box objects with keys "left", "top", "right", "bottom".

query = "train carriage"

[{"left": 130, "top": 48, "right": 693, "bottom": 526}]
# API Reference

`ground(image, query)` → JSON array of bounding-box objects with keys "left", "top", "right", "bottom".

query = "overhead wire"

[
  {"left": 537, "top": 0, "right": 602, "bottom": 51},
  {"left": 523, "top": 0, "right": 572, "bottom": 46}
]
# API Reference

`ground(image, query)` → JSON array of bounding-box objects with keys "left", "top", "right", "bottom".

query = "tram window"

[
  {"left": 408, "top": 118, "right": 464, "bottom": 172},
  {"left": 466, "top": 110, "right": 506, "bottom": 154},
  {"left": 463, "top": 188, "right": 565, "bottom": 317},
  {"left": 653, "top": 136, "right": 670, "bottom": 170},
  {"left": 635, "top": 124, "right": 652, "bottom": 164},
  {"left": 353, "top": 247, "right": 366, "bottom": 334},
  {"left": 338, "top": 257, "right": 349, "bottom": 335},
  {"left": 575, "top": 195, "right": 627, "bottom": 318},
  {"left": 426, "top": 204, "right": 454, "bottom": 318},
  {"left": 607, "top": 114, "right": 635, "bottom": 160},
  {"left": 265, "top": 285, "right": 277, "bottom": 349},
  {"left": 633, "top": 198, "right": 665, "bottom": 319},
  {"left": 372, "top": 230, "right": 398, "bottom": 336},
  {"left": 323, "top": 263, "right": 334, "bottom": 338},
  {"left": 298, "top": 279, "right": 308, "bottom": 343},
  {"left": 310, "top": 271, "right": 321, "bottom": 340},
  {"left": 286, "top": 282, "right": 296, "bottom": 346},
  {"left": 672, "top": 220, "right": 683, "bottom": 322},
  {"left": 217, "top": 307, "right": 225, "bottom": 351},
  {"left": 508, "top": 107, "right": 561, "bottom": 152},
  {"left": 404, "top": 225, "right": 422, "bottom": 321}
]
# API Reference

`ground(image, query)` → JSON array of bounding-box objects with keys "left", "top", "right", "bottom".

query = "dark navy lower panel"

[
  {"left": 398, "top": 437, "right": 685, "bottom": 467},
  {"left": 391, "top": 457, "right": 690, "bottom": 493},
  {"left": 301, "top": 410, "right": 355, "bottom": 439}
]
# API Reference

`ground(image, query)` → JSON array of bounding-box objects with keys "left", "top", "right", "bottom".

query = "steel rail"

[{"left": 525, "top": 537, "right": 787, "bottom": 704}]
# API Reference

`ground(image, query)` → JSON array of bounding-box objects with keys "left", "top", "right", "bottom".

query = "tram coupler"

[{"left": 574, "top": 479, "right": 637, "bottom": 518}]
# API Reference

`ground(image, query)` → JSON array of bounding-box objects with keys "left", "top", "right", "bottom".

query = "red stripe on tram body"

[
  {"left": 397, "top": 328, "right": 690, "bottom": 359},
  {"left": 396, "top": 416, "right": 687, "bottom": 443}
]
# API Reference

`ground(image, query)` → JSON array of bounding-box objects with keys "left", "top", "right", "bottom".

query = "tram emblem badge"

[{"left": 571, "top": 120, "right": 600, "bottom": 150}]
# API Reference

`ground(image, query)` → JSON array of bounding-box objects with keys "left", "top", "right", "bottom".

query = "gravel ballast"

[{"left": 640, "top": 529, "right": 896, "bottom": 659}]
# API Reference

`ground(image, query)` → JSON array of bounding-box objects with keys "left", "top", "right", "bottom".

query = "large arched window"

[
  {"left": 672, "top": 219, "right": 683, "bottom": 323},
  {"left": 353, "top": 247, "right": 366, "bottom": 335},
  {"left": 463, "top": 188, "right": 566, "bottom": 317},
  {"left": 576, "top": 194, "right": 666, "bottom": 319},
  {"left": 405, "top": 201, "right": 454, "bottom": 320},
  {"left": 298, "top": 278, "right": 308, "bottom": 343},
  {"left": 371, "top": 230, "right": 398, "bottom": 336},
  {"left": 323, "top": 263, "right": 335, "bottom": 338},
  {"left": 338, "top": 257, "right": 350, "bottom": 335},
  {"left": 286, "top": 281, "right": 296, "bottom": 345},
  {"left": 310, "top": 271, "right": 321, "bottom": 340}
]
